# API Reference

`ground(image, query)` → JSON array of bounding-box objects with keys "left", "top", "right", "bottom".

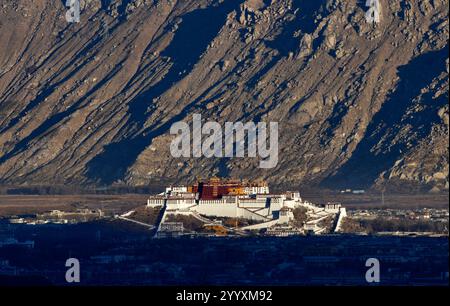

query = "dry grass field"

[
  {"left": 0, "top": 194, "right": 148, "bottom": 216},
  {"left": 301, "top": 192, "right": 449, "bottom": 209},
  {"left": 0, "top": 191, "right": 447, "bottom": 218}
]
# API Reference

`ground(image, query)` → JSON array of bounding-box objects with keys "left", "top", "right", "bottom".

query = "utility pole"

[{"left": 381, "top": 190, "right": 385, "bottom": 206}]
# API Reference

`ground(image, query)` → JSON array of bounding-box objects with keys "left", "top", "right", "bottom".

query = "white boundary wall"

[
  {"left": 191, "top": 203, "right": 238, "bottom": 218},
  {"left": 190, "top": 203, "right": 270, "bottom": 221}
]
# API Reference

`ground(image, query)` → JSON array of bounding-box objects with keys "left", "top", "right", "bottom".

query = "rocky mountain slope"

[{"left": 0, "top": 0, "right": 448, "bottom": 191}]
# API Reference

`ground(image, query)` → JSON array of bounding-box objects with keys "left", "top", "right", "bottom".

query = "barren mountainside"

[{"left": 0, "top": 0, "right": 448, "bottom": 191}]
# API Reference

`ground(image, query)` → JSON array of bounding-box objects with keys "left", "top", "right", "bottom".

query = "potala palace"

[{"left": 146, "top": 178, "right": 347, "bottom": 237}]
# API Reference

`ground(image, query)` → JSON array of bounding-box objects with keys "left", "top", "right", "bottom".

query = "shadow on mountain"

[
  {"left": 86, "top": 1, "right": 243, "bottom": 184},
  {"left": 321, "top": 46, "right": 449, "bottom": 189},
  {"left": 267, "top": 0, "right": 326, "bottom": 55},
  {"left": 0, "top": 57, "right": 126, "bottom": 167},
  {"left": 248, "top": 0, "right": 326, "bottom": 88}
]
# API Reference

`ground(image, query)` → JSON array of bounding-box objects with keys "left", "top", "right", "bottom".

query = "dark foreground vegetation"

[
  {"left": 0, "top": 220, "right": 448, "bottom": 286},
  {"left": 341, "top": 217, "right": 449, "bottom": 234}
]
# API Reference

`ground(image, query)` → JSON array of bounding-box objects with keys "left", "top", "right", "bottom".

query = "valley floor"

[{"left": 0, "top": 192, "right": 448, "bottom": 217}]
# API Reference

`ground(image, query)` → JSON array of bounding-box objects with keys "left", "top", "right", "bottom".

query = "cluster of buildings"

[
  {"left": 8, "top": 209, "right": 104, "bottom": 225},
  {"left": 147, "top": 178, "right": 346, "bottom": 235},
  {"left": 349, "top": 208, "right": 449, "bottom": 222},
  {"left": 1, "top": 222, "right": 447, "bottom": 285}
]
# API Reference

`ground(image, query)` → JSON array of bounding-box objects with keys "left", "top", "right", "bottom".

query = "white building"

[
  {"left": 166, "top": 198, "right": 197, "bottom": 210},
  {"left": 278, "top": 207, "right": 294, "bottom": 224},
  {"left": 165, "top": 186, "right": 188, "bottom": 194},
  {"left": 147, "top": 185, "right": 343, "bottom": 233},
  {"left": 244, "top": 185, "right": 269, "bottom": 195},
  {"left": 147, "top": 196, "right": 165, "bottom": 206},
  {"left": 323, "top": 202, "right": 341, "bottom": 213}
]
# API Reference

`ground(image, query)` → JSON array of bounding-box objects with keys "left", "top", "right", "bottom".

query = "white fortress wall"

[
  {"left": 334, "top": 207, "right": 347, "bottom": 232},
  {"left": 191, "top": 203, "right": 270, "bottom": 221},
  {"left": 147, "top": 198, "right": 165, "bottom": 207},
  {"left": 267, "top": 198, "right": 283, "bottom": 214},
  {"left": 191, "top": 203, "right": 239, "bottom": 218},
  {"left": 166, "top": 199, "right": 197, "bottom": 210},
  {"left": 246, "top": 207, "right": 271, "bottom": 217},
  {"left": 240, "top": 219, "right": 279, "bottom": 231},
  {"left": 238, "top": 208, "right": 270, "bottom": 221},
  {"left": 238, "top": 199, "right": 267, "bottom": 209},
  {"left": 168, "top": 211, "right": 193, "bottom": 216},
  {"left": 283, "top": 199, "right": 298, "bottom": 209}
]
